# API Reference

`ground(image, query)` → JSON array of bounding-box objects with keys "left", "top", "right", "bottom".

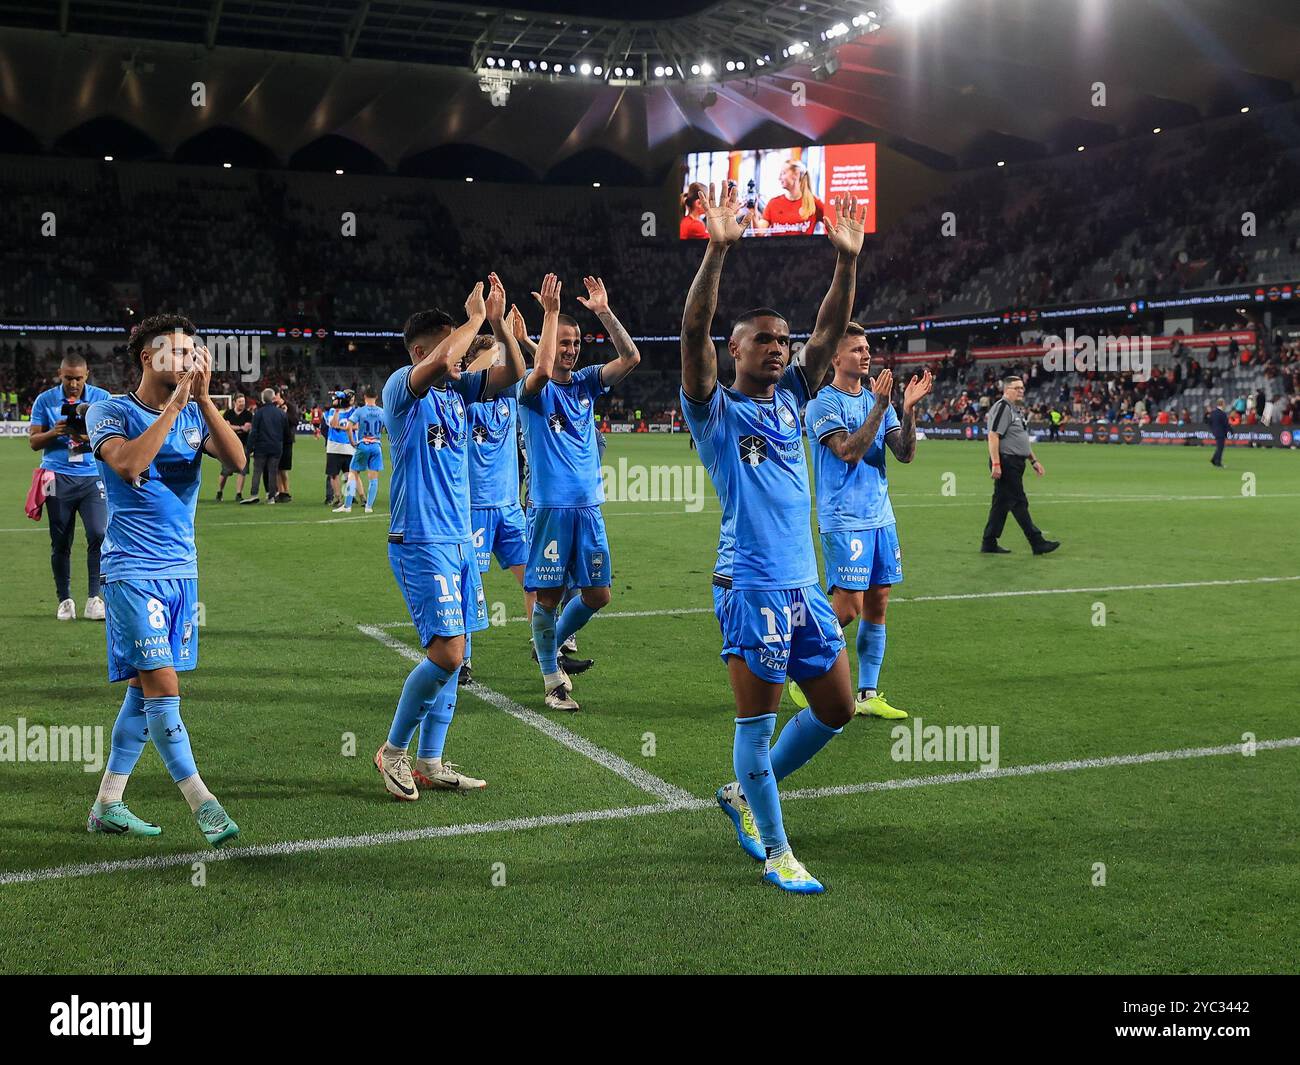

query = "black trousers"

[
  {"left": 982, "top": 455, "right": 1044, "bottom": 547},
  {"left": 46, "top": 472, "right": 107, "bottom": 600},
  {"left": 1211, "top": 436, "right": 1226, "bottom": 465}
]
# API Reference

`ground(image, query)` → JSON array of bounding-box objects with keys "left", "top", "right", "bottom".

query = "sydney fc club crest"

[
  {"left": 427, "top": 424, "right": 448, "bottom": 450},
  {"left": 779, "top": 405, "right": 797, "bottom": 429},
  {"left": 739, "top": 434, "right": 767, "bottom": 466},
  {"left": 183, "top": 426, "right": 203, "bottom": 450}
]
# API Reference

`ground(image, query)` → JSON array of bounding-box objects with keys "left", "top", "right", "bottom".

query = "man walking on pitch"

[
  {"left": 1209, "top": 398, "right": 1230, "bottom": 467},
  {"left": 28, "top": 353, "right": 111, "bottom": 620},
  {"left": 982, "top": 375, "right": 1059, "bottom": 555},
  {"left": 375, "top": 274, "right": 525, "bottom": 800},
  {"left": 798, "top": 324, "right": 932, "bottom": 720},
  {"left": 242, "top": 387, "right": 286, "bottom": 505},
  {"left": 518, "top": 276, "right": 640, "bottom": 712},
  {"left": 84, "top": 315, "right": 247, "bottom": 846},
  {"left": 682, "top": 182, "right": 869, "bottom": 894}
]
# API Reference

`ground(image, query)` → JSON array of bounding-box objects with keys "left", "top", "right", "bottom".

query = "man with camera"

[{"left": 28, "top": 354, "right": 112, "bottom": 620}]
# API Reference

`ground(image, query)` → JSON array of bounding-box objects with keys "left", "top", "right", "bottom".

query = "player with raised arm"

[
  {"left": 462, "top": 305, "right": 532, "bottom": 685},
  {"left": 681, "top": 182, "right": 868, "bottom": 894},
  {"left": 337, "top": 385, "right": 385, "bottom": 514},
  {"left": 84, "top": 315, "right": 248, "bottom": 846},
  {"left": 519, "top": 276, "right": 640, "bottom": 712},
  {"left": 375, "top": 274, "right": 524, "bottom": 799},
  {"left": 795, "top": 325, "right": 932, "bottom": 720}
]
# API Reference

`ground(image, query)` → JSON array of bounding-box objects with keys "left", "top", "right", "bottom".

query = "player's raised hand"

[
  {"left": 826, "top": 194, "right": 868, "bottom": 257},
  {"left": 192, "top": 344, "right": 213, "bottom": 402},
  {"left": 507, "top": 303, "right": 528, "bottom": 341},
  {"left": 465, "top": 281, "right": 487, "bottom": 321},
  {"left": 871, "top": 367, "right": 894, "bottom": 401},
  {"left": 485, "top": 272, "right": 506, "bottom": 325},
  {"left": 169, "top": 367, "right": 196, "bottom": 411},
  {"left": 576, "top": 276, "right": 610, "bottom": 316},
  {"left": 705, "top": 182, "right": 753, "bottom": 246},
  {"left": 902, "top": 368, "right": 933, "bottom": 412},
  {"left": 531, "top": 273, "right": 561, "bottom": 314}
]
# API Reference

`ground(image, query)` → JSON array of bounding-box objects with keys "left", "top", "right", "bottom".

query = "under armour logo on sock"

[
  {"left": 747, "top": 769, "right": 771, "bottom": 780},
  {"left": 165, "top": 725, "right": 184, "bottom": 738}
]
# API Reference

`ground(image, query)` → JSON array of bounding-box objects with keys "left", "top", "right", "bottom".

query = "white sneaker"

[
  {"left": 56, "top": 598, "right": 76, "bottom": 621},
  {"left": 364, "top": 506, "right": 373, "bottom": 514},
  {"left": 83, "top": 596, "right": 106, "bottom": 621},
  {"left": 333, "top": 504, "right": 352, "bottom": 513},
  {"left": 413, "top": 760, "right": 487, "bottom": 791}
]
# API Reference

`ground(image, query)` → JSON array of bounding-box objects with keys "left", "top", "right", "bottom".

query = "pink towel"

[{"left": 25, "top": 468, "right": 54, "bottom": 521}]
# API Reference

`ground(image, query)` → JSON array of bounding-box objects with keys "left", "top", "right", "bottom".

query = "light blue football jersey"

[
  {"left": 326, "top": 406, "right": 356, "bottom": 446},
  {"left": 354, "top": 404, "right": 385, "bottom": 442},
  {"left": 87, "top": 393, "right": 210, "bottom": 581},
  {"left": 516, "top": 364, "right": 607, "bottom": 508},
  {"left": 681, "top": 364, "right": 819, "bottom": 590},
  {"left": 468, "top": 393, "right": 520, "bottom": 509},
  {"left": 805, "top": 384, "right": 901, "bottom": 532},
  {"left": 31, "top": 383, "right": 112, "bottom": 476},
  {"left": 382, "top": 365, "right": 487, "bottom": 543}
]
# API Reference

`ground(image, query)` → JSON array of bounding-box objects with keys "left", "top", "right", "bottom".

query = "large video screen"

[{"left": 680, "top": 143, "right": 876, "bottom": 239}]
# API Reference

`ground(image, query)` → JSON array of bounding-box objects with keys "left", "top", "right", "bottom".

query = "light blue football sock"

[
  {"left": 343, "top": 478, "right": 356, "bottom": 507},
  {"left": 769, "top": 707, "right": 842, "bottom": 782},
  {"left": 733, "top": 714, "right": 788, "bottom": 858},
  {"left": 144, "top": 696, "right": 197, "bottom": 783},
  {"left": 417, "top": 671, "right": 458, "bottom": 760},
  {"left": 857, "top": 621, "right": 886, "bottom": 692},
  {"left": 387, "top": 657, "right": 455, "bottom": 749},
  {"left": 107, "top": 685, "right": 148, "bottom": 775},
  {"left": 532, "top": 603, "right": 559, "bottom": 675},
  {"left": 555, "top": 596, "right": 597, "bottom": 647},
  {"left": 365, "top": 478, "right": 379, "bottom": 509}
]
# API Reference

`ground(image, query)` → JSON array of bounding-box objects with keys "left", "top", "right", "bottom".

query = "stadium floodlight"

[
  {"left": 726, "top": 60, "right": 735, "bottom": 71},
  {"left": 1152, "top": 126, "right": 1162, "bottom": 134},
  {"left": 540, "top": 60, "right": 549, "bottom": 70},
  {"left": 788, "top": 42, "right": 805, "bottom": 56},
  {"left": 465, "top": 176, "right": 474, "bottom": 182},
  {"left": 486, "top": 57, "right": 495, "bottom": 67},
  {"left": 654, "top": 65, "right": 665, "bottom": 77},
  {"left": 223, "top": 162, "right": 232, "bottom": 168},
  {"left": 592, "top": 181, "right": 601, "bottom": 187},
  {"left": 1240, "top": 106, "right": 1250, "bottom": 113},
  {"left": 103, "top": 155, "right": 113, "bottom": 162},
  {"left": 569, "top": 64, "right": 577, "bottom": 73},
  {"left": 593, "top": 65, "right": 603, "bottom": 76},
  {"left": 580, "top": 62, "right": 592, "bottom": 75},
  {"left": 528, "top": 60, "right": 537, "bottom": 70},
  {"left": 701, "top": 62, "right": 714, "bottom": 76},
  {"left": 996, "top": 160, "right": 1005, "bottom": 167},
  {"left": 511, "top": 59, "right": 521, "bottom": 69},
  {"left": 1076, "top": 145, "right": 1085, "bottom": 152},
  {"left": 690, "top": 63, "right": 701, "bottom": 74},
  {"left": 335, "top": 168, "right": 344, "bottom": 175},
  {"left": 736, "top": 60, "right": 745, "bottom": 70},
  {"left": 827, "top": 21, "right": 849, "bottom": 38}
]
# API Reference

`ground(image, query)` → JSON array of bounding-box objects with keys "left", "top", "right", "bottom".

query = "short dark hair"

[
  {"left": 732, "top": 307, "right": 787, "bottom": 334},
  {"left": 843, "top": 322, "right": 866, "bottom": 338},
  {"left": 363, "top": 384, "right": 377, "bottom": 398},
  {"left": 60, "top": 353, "right": 88, "bottom": 370},
  {"left": 402, "top": 309, "right": 456, "bottom": 350},
  {"left": 128, "top": 313, "right": 196, "bottom": 365},
  {"left": 557, "top": 313, "right": 580, "bottom": 332}
]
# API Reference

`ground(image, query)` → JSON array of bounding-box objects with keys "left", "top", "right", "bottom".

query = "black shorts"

[
  {"left": 279, "top": 444, "right": 294, "bottom": 472},
  {"left": 326, "top": 452, "right": 351, "bottom": 477}
]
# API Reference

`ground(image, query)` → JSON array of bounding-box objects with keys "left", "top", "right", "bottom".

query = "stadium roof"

[{"left": 0, "top": 1, "right": 1296, "bottom": 178}]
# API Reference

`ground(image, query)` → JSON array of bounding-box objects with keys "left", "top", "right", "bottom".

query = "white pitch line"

[
  {"left": 4, "top": 736, "right": 1296, "bottom": 887},
  {"left": 370, "top": 574, "right": 1300, "bottom": 629},
  {"left": 356, "top": 625, "right": 695, "bottom": 805}
]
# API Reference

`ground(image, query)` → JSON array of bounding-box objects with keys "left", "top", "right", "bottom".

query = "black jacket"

[
  {"left": 1209, "top": 408, "right": 1229, "bottom": 440},
  {"left": 251, "top": 404, "right": 288, "bottom": 455}
]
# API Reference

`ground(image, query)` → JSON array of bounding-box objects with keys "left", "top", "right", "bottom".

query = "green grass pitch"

[{"left": 1, "top": 431, "right": 1296, "bottom": 974}]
